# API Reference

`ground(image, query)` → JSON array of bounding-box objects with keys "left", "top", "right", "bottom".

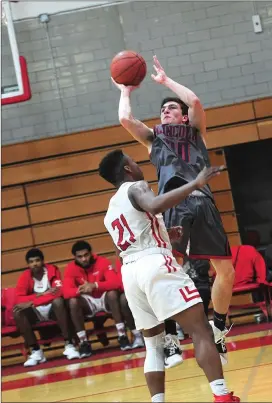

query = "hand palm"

[
  {"left": 154, "top": 70, "right": 166, "bottom": 84},
  {"left": 151, "top": 55, "right": 167, "bottom": 84}
]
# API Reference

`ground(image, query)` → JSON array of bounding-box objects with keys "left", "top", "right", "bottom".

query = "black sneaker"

[
  {"left": 79, "top": 341, "right": 92, "bottom": 358},
  {"left": 118, "top": 335, "right": 132, "bottom": 351},
  {"left": 164, "top": 334, "right": 183, "bottom": 368}
]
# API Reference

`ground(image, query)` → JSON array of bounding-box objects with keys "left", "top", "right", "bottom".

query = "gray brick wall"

[{"left": 2, "top": 1, "right": 272, "bottom": 145}]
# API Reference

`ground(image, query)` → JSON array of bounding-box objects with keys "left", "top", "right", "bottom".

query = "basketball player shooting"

[
  {"left": 99, "top": 150, "right": 239, "bottom": 403},
  {"left": 112, "top": 55, "right": 235, "bottom": 365}
]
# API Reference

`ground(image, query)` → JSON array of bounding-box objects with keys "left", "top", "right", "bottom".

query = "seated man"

[
  {"left": 231, "top": 244, "right": 269, "bottom": 322},
  {"left": 14, "top": 248, "right": 79, "bottom": 367},
  {"left": 231, "top": 245, "right": 267, "bottom": 287},
  {"left": 63, "top": 240, "right": 139, "bottom": 356}
]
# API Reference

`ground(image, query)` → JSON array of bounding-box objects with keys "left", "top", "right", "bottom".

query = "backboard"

[{"left": 1, "top": 0, "right": 31, "bottom": 105}]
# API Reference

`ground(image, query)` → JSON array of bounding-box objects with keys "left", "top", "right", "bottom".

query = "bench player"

[
  {"left": 112, "top": 56, "right": 235, "bottom": 365},
  {"left": 98, "top": 149, "right": 239, "bottom": 403}
]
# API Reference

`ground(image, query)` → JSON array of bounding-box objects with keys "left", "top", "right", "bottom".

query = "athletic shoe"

[
  {"left": 79, "top": 341, "right": 92, "bottom": 358},
  {"left": 118, "top": 335, "right": 132, "bottom": 351},
  {"left": 209, "top": 320, "right": 230, "bottom": 365},
  {"left": 63, "top": 344, "right": 80, "bottom": 360},
  {"left": 213, "top": 392, "right": 240, "bottom": 402},
  {"left": 176, "top": 323, "right": 185, "bottom": 341},
  {"left": 164, "top": 334, "right": 183, "bottom": 368},
  {"left": 131, "top": 334, "right": 145, "bottom": 349},
  {"left": 24, "top": 349, "right": 46, "bottom": 367}
]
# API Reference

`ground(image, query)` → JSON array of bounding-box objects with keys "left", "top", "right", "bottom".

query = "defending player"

[{"left": 98, "top": 149, "right": 239, "bottom": 403}]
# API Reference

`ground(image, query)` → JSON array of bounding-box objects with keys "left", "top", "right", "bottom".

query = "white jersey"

[{"left": 104, "top": 182, "right": 172, "bottom": 261}]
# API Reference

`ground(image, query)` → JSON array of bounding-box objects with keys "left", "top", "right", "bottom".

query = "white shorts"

[
  {"left": 35, "top": 303, "right": 53, "bottom": 321},
  {"left": 121, "top": 250, "right": 202, "bottom": 330},
  {"left": 81, "top": 292, "right": 110, "bottom": 317}
]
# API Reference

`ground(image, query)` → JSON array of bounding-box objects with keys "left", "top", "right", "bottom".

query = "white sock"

[
  {"left": 116, "top": 322, "right": 126, "bottom": 336},
  {"left": 210, "top": 379, "right": 229, "bottom": 395},
  {"left": 151, "top": 393, "right": 165, "bottom": 402},
  {"left": 132, "top": 329, "right": 141, "bottom": 337},
  {"left": 77, "top": 330, "right": 87, "bottom": 343}
]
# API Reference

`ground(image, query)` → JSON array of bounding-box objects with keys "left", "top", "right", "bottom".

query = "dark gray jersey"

[{"left": 150, "top": 123, "right": 213, "bottom": 199}]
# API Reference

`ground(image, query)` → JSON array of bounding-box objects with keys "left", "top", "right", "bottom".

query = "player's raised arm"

[
  {"left": 112, "top": 79, "right": 154, "bottom": 152},
  {"left": 151, "top": 55, "right": 207, "bottom": 144},
  {"left": 129, "top": 167, "right": 222, "bottom": 215}
]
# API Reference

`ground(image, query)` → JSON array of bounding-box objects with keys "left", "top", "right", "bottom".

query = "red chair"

[
  {"left": 228, "top": 245, "right": 272, "bottom": 324},
  {"left": 1, "top": 287, "right": 25, "bottom": 357}
]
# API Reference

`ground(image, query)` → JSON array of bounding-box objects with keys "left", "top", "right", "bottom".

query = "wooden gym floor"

[{"left": 2, "top": 323, "right": 272, "bottom": 402}]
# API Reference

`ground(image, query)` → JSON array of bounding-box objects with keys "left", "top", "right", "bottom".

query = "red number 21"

[{"left": 111, "top": 214, "right": 136, "bottom": 251}]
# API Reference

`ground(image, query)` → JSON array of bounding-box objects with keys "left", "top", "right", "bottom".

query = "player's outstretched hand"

[
  {"left": 151, "top": 55, "right": 167, "bottom": 84},
  {"left": 111, "top": 77, "right": 140, "bottom": 93},
  {"left": 195, "top": 166, "right": 224, "bottom": 188}
]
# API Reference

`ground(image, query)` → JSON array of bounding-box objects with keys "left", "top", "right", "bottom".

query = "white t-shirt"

[{"left": 33, "top": 268, "right": 52, "bottom": 321}]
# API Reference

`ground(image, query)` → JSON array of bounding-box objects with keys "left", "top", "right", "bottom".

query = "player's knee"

[
  {"left": 52, "top": 297, "right": 64, "bottom": 310},
  {"left": 69, "top": 297, "right": 79, "bottom": 311},
  {"left": 13, "top": 309, "right": 25, "bottom": 323},
  {"left": 174, "top": 303, "right": 210, "bottom": 337},
  {"left": 214, "top": 260, "right": 235, "bottom": 283},
  {"left": 143, "top": 332, "right": 165, "bottom": 374},
  {"left": 106, "top": 289, "right": 119, "bottom": 303}
]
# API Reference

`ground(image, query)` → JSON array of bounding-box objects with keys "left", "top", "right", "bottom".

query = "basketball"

[{"left": 110, "top": 50, "right": 147, "bottom": 86}]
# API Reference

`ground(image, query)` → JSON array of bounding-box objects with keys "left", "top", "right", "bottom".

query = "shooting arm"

[{"left": 119, "top": 87, "right": 154, "bottom": 151}]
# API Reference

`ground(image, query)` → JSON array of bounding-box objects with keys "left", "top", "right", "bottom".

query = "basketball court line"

[
  {"left": 240, "top": 328, "right": 270, "bottom": 402},
  {"left": 2, "top": 335, "right": 272, "bottom": 392},
  {"left": 56, "top": 363, "right": 272, "bottom": 402},
  {"left": 3, "top": 329, "right": 270, "bottom": 384},
  {"left": 2, "top": 323, "right": 271, "bottom": 377}
]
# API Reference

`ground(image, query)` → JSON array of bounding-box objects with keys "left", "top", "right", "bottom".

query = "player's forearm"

[
  {"left": 118, "top": 89, "right": 153, "bottom": 149},
  {"left": 148, "top": 181, "right": 198, "bottom": 215},
  {"left": 119, "top": 88, "right": 134, "bottom": 123},
  {"left": 163, "top": 77, "right": 200, "bottom": 108}
]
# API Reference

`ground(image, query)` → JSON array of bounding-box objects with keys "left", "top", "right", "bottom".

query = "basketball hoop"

[
  {"left": 1, "top": 1, "right": 18, "bottom": 26},
  {"left": 1, "top": 3, "right": 8, "bottom": 26}
]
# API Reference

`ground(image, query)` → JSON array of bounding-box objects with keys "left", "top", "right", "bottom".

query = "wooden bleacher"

[{"left": 2, "top": 96, "right": 272, "bottom": 291}]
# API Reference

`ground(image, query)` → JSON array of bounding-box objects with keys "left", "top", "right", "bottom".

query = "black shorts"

[{"left": 164, "top": 195, "right": 232, "bottom": 259}]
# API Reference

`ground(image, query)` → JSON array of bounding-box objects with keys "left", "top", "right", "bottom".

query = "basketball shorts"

[
  {"left": 26, "top": 304, "right": 54, "bottom": 323},
  {"left": 81, "top": 292, "right": 111, "bottom": 317},
  {"left": 164, "top": 195, "right": 232, "bottom": 259},
  {"left": 35, "top": 303, "right": 53, "bottom": 321},
  {"left": 121, "top": 249, "right": 202, "bottom": 330}
]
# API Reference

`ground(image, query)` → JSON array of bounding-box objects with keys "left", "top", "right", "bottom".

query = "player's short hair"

[
  {"left": 71, "top": 240, "right": 92, "bottom": 256},
  {"left": 98, "top": 149, "right": 126, "bottom": 186},
  {"left": 25, "top": 248, "right": 44, "bottom": 263},
  {"left": 160, "top": 97, "right": 189, "bottom": 116}
]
